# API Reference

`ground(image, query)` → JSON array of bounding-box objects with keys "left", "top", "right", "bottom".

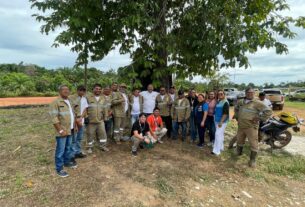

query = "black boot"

[
  {"left": 228, "top": 136, "right": 237, "bottom": 149},
  {"left": 248, "top": 151, "right": 258, "bottom": 168},
  {"left": 236, "top": 146, "right": 243, "bottom": 156}
]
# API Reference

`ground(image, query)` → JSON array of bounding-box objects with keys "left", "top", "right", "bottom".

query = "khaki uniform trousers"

[
  {"left": 87, "top": 122, "right": 107, "bottom": 147},
  {"left": 236, "top": 127, "right": 259, "bottom": 152},
  {"left": 113, "top": 115, "right": 129, "bottom": 141},
  {"left": 154, "top": 128, "right": 168, "bottom": 141}
]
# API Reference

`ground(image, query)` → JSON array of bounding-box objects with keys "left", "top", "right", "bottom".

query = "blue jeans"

[
  {"left": 205, "top": 115, "right": 216, "bottom": 143},
  {"left": 190, "top": 111, "right": 197, "bottom": 141},
  {"left": 55, "top": 135, "right": 73, "bottom": 172},
  {"left": 104, "top": 118, "right": 113, "bottom": 139},
  {"left": 131, "top": 114, "right": 139, "bottom": 125},
  {"left": 72, "top": 126, "right": 84, "bottom": 155},
  {"left": 172, "top": 121, "right": 187, "bottom": 140}
]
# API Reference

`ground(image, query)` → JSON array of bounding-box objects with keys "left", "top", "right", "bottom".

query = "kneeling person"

[
  {"left": 131, "top": 113, "right": 156, "bottom": 156},
  {"left": 147, "top": 107, "right": 167, "bottom": 143}
]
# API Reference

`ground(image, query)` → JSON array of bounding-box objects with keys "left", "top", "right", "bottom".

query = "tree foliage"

[{"left": 30, "top": 0, "right": 305, "bottom": 86}]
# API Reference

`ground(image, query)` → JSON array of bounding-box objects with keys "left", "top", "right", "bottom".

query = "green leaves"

[{"left": 29, "top": 0, "right": 304, "bottom": 85}]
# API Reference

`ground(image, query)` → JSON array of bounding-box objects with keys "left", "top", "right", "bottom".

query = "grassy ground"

[
  {"left": 1, "top": 107, "right": 305, "bottom": 207},
  {"left": 285, "top": 101, "right": 305, "bottom": 110}
]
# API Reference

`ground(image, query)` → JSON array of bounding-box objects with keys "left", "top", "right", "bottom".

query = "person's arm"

[
  {"left": 133, "top": 130, "right": 145, "bottom": 140},
  {"left": 201, "top": 111, "right": 208, "bottom": 127},
  {"left": 218, "top": 102, "right": 229, "bottom": 127},
  {"left": 257, "top": 101, "right": 273, "bottom": 122},
  {"left": 185, "top": 100, "right": 191, "bottom": 121},
  {"left": 49, "top": 103, "right": 68, "bottom": 136},
  {"left": 233, "top": 100, "right": 240, "bottom": 121},
  {"left": 111, "top": 93, "right": 125, "bottom": 105},
  {"left": 147, "top": 117, "right": 157, "bottom": 139}
]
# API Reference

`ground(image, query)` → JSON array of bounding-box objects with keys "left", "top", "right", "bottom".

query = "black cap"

[
  {"left": 259, "top": 92, "right": 265, "bottom": 96},
  {"left": 178, "top": 90, "right": 184, "bottom": 95}
]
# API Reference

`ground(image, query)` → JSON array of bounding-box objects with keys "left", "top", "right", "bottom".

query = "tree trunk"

[
  {"left": 84, "top": 62, "right": 88, "bottom": 89},
  {"left": 156, "top": 0, "right": 172, "bottom": 90}
]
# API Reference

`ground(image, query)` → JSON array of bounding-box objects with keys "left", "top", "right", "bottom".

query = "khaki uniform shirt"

[
  {"left": 235, "top": 98, "right": 272, "bottom": 129},
  {"left": 103, "top": 94, "right": 112, "bottom": 121},
  {"left": 111, "top": 91, "right": 125, "bottom": 118},
  {"left": 156, "top": 94, "right": 171, "bottom": 116},
  {"left": 49, "top": 97, "right": 76, "bottom": 136},
  {"left": 86, "top": 94, "right": 108, "bottom": 123},
  {"left": 171, "top": 97, "right": 191, "bottom": 122}
]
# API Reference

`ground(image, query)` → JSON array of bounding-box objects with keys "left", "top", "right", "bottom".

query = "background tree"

[{"left": 30, "top": 0, "right": 305, "bottom": 89}]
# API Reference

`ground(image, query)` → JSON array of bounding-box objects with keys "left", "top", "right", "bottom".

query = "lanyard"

[{"left": 139, "top": 121, "right": 145, "bottom": 133}]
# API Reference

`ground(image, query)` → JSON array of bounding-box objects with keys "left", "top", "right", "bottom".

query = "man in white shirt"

[
  {"left": 169, "top": 86, "right": 177, "bottom": 102},
  {"left": 129, "top": 88, "right": 144, "bottom": 125},
  {"left": 140, "top": 84, "right": 159, "bottom": 116},
  {"left": 69, "top": 85, "right": 88, "bottom": 158},
  {"left": 259, "top": 92, "right": 273, "bottom": 109}
]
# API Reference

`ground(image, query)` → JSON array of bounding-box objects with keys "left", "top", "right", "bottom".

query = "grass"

[
  {"left": 155, "top": 178, "right": 175, "bottom": 196},
  {"left": 285, "top": 101, "right": 305, "bottom": 110},
  {"left": 1, "top": 107, "right": 305, "bottom": 207}
]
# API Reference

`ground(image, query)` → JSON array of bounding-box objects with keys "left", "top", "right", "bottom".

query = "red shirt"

[{"left": 147, "top": 115, "right": 163, "bottom": 132}]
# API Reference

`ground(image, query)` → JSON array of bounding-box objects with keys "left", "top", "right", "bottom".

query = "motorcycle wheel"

[{"left": 271, "top": 130, "right": 292, "bottom": 149}]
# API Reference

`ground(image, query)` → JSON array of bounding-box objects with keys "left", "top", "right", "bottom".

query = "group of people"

[{"left": 49, "top": 83, "right": 272, "bottom": 177}]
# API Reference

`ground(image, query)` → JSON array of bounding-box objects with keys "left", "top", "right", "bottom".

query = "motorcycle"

[{"left": 259, "top": 112, "right": 304, "bottom": 149}]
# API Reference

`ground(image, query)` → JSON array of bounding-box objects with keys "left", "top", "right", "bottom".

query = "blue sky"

[{"left": 0, "top": 0, "right": 304, "bottom": 85}]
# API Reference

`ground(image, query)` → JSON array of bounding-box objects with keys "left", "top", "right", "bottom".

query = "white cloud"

[{"left": 0, "top": 0, "right": 304, "bottom": 85}]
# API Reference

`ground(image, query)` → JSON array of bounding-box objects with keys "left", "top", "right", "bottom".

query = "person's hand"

[
  {"left": 200, "top": 121, "right": 205, "bottom": 127},
  {"left": 59, "top": 129, "right": 68, "bottom": 137},
  {"left": 76, "top": 118, "right": 83, "bottom": 127},
  {"left": 153, "top": 134, "right": 157, "bottom": 139},
  {"left": 252, "top": 117, "right": 260, "bottom": 124},
  {"left": 218, "top": 123, "right": 222, "bottom": 128}
]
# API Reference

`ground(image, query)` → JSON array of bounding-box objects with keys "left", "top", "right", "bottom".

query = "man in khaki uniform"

[
  {"left": 111, "top": 82, "right": 126, "bottom": 144},
  {"left": 103, "top": 85, "right": 113, "bottom": 140},
  {"left": 171, "top": 90, "right": 191, "bottom": 141},
  {"left": 86, "top": 84, "right": 109, "bottom": 153},
  {"left": 49, "top": 85, "right": 78, "bottom": 177},
  {"left": 69, "top": 85, "right": 88, "bottom": 159},
  {"left": 235, "top": 88, "right": 272, "bottom": 167},
  {"left": 155, "top": 86, "right": 172, "bottom": 138}
]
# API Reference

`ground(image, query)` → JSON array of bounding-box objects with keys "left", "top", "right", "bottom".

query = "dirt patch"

[{"left": 0, "top": 97, "right": 57, "bottom": 107}]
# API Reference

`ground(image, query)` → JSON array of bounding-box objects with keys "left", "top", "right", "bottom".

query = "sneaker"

[
  {"left": 157, "top": 140, "right": 164, "bottom": 144},
  {"left": 139, "top": 143, "right": 144, "bottom": 149},
  {"left": 71, "top": 158, "right": 77, "bottom": 165},
  {"left": 100, "top": 145, "right": 110, "bottom": 152},
  {"left": 57, "top": 170, "right": 69, "bottom": 178},
  {"left": 64, "top": 161, "right": 78, "bottom": 169},
  {"left": 197, "top": 143, "right": 204, "bottom": 148},
  {"left": 87, "top": 148, "right": 93, "bottom": 154},
  {"left": 75, "top": 152, "right": 87, "bottom": 159},
  {"left": 131, "top": 151, "right": 137, "bottom": 157}
]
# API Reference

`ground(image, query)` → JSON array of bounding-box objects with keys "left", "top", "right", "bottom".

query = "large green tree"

[{"left": 30, "top": 0, "right": 305, "bottom": 88}]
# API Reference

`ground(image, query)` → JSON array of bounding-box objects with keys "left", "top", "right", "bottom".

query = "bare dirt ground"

[
  {"left": 1, "top": 107, "right": 305, "bottom": 207},
  {"left": 0, "top": 97, "right": 57, "bottom": 107}
]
